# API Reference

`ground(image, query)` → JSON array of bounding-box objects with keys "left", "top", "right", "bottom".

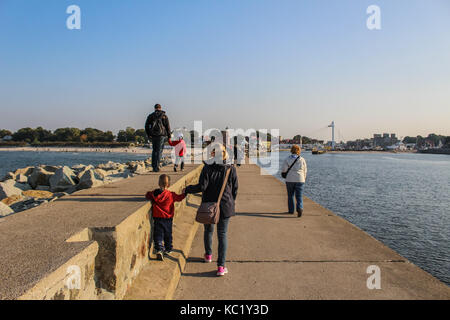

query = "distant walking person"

[
  {"left": 185, "top": 145, "right": 238, "bottom": 276},
  {"left": 281, "top": 145, "right": 307, "bottom": 217},
  {"left": 145, "top": 104, "right": 171, "bottom": 172},
  {"left": 168, "top": 133, "right": 187, "bottom": 172}
]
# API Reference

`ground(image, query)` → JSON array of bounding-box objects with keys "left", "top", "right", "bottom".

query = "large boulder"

[
  {"left": 0, "top": 202, "right": 14, "bottom": 217},
  {"left": 1, "top": 172, "right": 16, "bottom": 182},
  {"left": 104, "top": 170, "right": 134, "bottom": 183},
  {"left": 78, "top": 169, "right": 104, "bottom": 190},
  {"left": 49, "top": 166, "right": 77, "bottom": 192},
  {"left": 14, "top": 166, "right": 34, "bottom": 177},
  {"left": 15, "top": 174, "right": 28, "bottom": 184},
  {"left": 40, "top": 165, "right": 60, "bottom": 173},
  {"left": 13, "top": 182, "right": 32, "bottom": 191},
  {"left": 76, "top": 165, "right": 94, "bottom": 180},
  {"left": 28, "top": 167, "right": 54, "bottom": 189},
  {"left": 94, "top": 169, "right": 108, "bottom": 180},
  {"left": 1, "top": 194, "right": 24, "bottom": 206},
  {"left": 97, "top": 161, "right": 124, "bottom": 171},
  {"left": 128, "top": 161, "right": 147, "bottom": 174},
  {"left": 0, "top": 181, "right": 23, "bottom": 201},
  {"left": 23, "top": 190, "right": 54, "bottom": 199}
]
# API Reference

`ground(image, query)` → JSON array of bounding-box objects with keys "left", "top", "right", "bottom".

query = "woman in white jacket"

[{"left": 281, "top": 145, "right": 307, "bottom": 217}]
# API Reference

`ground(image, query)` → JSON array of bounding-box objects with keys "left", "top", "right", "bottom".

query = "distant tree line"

[
  {"left": 403, "top": 134, "right": 450, "bottom": 148},
  {"left": 292, "top": 135, "right": 324, "bottom": 144},
  {"left": 0, "top": 127, "right": 151, "bottom": 146}
]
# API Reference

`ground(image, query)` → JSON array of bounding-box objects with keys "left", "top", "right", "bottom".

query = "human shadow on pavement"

[
  {"left": 181, "top": 270, "right": 217, "bottom": 278},
  {"left": 236, "top": 212, "right": 295, "bottom": 219}
]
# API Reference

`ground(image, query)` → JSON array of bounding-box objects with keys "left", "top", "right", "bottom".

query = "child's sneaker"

[
  {"left": 204, "top": 254, "right": 212, "bottom": 263},
  {"left": 216, "top": 266, "right": 228, "bottom": 276},
  {"left": 156, "top": 251, "right": 164, "bottom": 261},
  {"left": 164, "top": 249, "right": 172, "bottom": 255}
]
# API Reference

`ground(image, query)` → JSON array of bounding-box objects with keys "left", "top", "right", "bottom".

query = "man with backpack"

[{"left": 145, "top": 104, "right": 172, "bottom": 172}]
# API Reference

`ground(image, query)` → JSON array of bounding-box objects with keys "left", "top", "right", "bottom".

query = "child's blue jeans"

[{"left": 153, "top": 217, "right": 173, "bottom": 252}]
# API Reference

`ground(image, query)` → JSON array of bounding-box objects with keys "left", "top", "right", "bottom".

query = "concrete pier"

[
  {"left": 174, "top": 164, "right": 450, "bottom": 300},
  {"left": 1, "top": 163, "right": 449, "bottom": 300}
]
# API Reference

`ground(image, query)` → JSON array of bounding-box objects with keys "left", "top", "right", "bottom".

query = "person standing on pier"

[
  {"left": 168, "top": 133, "right": 187, "bottom": 172},
  {"left": 145, "top": 104, "right": 172, "bottom": 172},
  {"left": 281, "top": 145, "right": 307, "bottom": 217},
  {"left": 185, "top": 144, "right": 238, "bottom": 276}
]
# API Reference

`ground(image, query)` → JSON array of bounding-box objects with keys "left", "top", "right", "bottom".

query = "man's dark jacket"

[
  {"left": 185, "top": 163, "right": 238, "bottom": 219},
  {"left": 145, "top": 110, "right": 171, "bottom": 138}
]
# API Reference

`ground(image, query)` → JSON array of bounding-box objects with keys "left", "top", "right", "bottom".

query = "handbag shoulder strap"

[
  {"left": 217, "top": 167, "right": 231, "bottom": 206},
  {"left": 286, "top": 156, "right": 300, "bottom": 174}
]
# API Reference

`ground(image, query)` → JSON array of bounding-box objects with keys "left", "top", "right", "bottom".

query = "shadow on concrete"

[
  {"left": 59, "top": 197, "right": 146, "bottom": 202},
  {"left": 186, "top": 257, "right": 205, "bottom": 263},
  {"left": 236, "top": 212, "right": 296, "bottom": 219},
  {"left": 70, "top": 194, "right": 146, "bottom": 197},
  {"left": 181, "top": 270, "right": 217, "bottom": 278}
]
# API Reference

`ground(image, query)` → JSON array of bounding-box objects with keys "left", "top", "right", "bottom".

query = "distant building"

[
  {"left": 1, "top": 135, "right": 12, "bottom": 141},
  {"left": 373, "top": 133, "right": 398, "bottom": 148}
]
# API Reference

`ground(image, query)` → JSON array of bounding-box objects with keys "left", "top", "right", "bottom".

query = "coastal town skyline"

[{"left": 1, "top": 0, "right": 450, "bottom": 141}]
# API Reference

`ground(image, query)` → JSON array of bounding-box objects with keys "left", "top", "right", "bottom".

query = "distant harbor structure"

[{"left": 328, "top": 121, "right": 335, "bottom": 150}]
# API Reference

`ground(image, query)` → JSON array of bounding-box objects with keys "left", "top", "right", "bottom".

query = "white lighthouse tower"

[{"left": 328, "top": 121, "right": 335, "bottom": 149}]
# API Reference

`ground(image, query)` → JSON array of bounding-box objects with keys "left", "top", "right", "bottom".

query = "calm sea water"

[
  {"left": 257, "top": 151, "right": 450, "bottom": 286},
  {"left": 0, "top": 151, "right": 150, "bottom": 178},
  {"left": 1, "top": 150, "right": 449, "bottom": 286}
]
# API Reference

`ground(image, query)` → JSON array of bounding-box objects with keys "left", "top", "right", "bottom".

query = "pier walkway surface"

[{"left": 173, "top": 164, "right": 450, "bottom": 300}]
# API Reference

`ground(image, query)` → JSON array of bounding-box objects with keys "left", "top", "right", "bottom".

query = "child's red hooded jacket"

[
  {"left": 168, "top": 139, "right": 187, "bottom": 157},
  {"left": 146, "top": 189, "right": 185, "bottom": 219}
]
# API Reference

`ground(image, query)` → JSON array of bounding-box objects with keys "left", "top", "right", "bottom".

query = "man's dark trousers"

[{"left": 151, "top": 136, "right": 165, "bottom": 172}]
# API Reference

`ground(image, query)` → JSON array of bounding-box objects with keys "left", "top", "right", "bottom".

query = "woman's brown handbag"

[{"left": 195, "top": 167, "right": 231, "bottom": 224}]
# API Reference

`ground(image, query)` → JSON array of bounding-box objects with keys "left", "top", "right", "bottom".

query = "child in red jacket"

[
  {"left": 146, "top": 174, "right": 185, "bottom": 260},
  {"left": 168, "top": 134, "right": 187, "bottom": 172}
]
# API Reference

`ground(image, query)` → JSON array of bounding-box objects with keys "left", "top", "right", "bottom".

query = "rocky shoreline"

[{"left": 0, "top": 157, "right": 171, "bottom": 218}]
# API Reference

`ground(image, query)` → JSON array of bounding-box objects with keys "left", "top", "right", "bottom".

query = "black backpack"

[{"left": 150, "top": 112, "right": 166, "bottom": 136}]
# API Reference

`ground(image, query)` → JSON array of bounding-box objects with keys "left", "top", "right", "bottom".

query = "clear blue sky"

[{"left": 1, "top": 0, "right": 449, "bottom": 141}]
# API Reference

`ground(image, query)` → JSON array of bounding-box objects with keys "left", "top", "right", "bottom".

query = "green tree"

[
  {"left": 125, "top": 127, "right": 136, "bottom": 142},
  {"left": 117, "top": 130, "right": 128, "bottom": 142},
  {"left": 12, "top": 128, "right": 38, "bottom": 142},
  {"left": 53, "top": 128, "right": 81, "bottom": 142},
  {"left": 35, "top": 127, "right": 53, "bottom": 142},
  {"left": 0, "top": 129, "right": 12, "bottom": 138}
]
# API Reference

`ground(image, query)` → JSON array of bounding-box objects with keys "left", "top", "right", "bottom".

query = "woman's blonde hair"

[
  {"left": 210, "top": 143, "right": 229, "bottom": 160},
  {"left": 291, "top": 145, "right": 301, "bottom": 155}
]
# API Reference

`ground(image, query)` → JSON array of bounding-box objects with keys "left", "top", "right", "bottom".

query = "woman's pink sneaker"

[
  {"left": 216, "top": 266, "right": 228, "bottom": 276},
  {"left": 204, "top": 254, "right": 212, "bottom": 263}
]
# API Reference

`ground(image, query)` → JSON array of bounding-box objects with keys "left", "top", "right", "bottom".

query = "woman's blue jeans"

[
  {"left": 204, "top": 218, "right": 230, "bottom": 267},
  {"left": 286, "top": 182, "right": 305, "bottom": 213}
]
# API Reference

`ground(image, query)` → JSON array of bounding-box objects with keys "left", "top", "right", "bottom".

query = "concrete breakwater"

[
  {"left": 0, "top": 164, "right": 202, "bottom": 300},
  {"left": 1, "top": 163, "right": 449, "bottom": 300},
  {"left": 0, "top": 157, "right": 171, "bottom": 217}
]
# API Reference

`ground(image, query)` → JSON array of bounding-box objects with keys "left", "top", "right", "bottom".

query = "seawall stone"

[
  {"left": 0, "top": 202, "right": 14, "bottom": 217},
  {"left": 0, "top": 181, "right": 23, "bottom": 201},
  {"left": 28, "top": 167, "right": 54, "bottom": 189},
  {"left": 49, "top": 166, "right": 77, "bottom": 192},
  {"left": 78, "top": 169, "right": 104, "bottom": 189}
]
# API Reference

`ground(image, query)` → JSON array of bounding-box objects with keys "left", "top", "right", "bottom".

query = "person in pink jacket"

[{"left": 168, "top": 134, "right": 187, "bottom": 172}]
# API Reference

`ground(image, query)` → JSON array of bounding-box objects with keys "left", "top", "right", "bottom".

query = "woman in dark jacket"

[{"left": 185, "top": 145, "right": 238, "bottom": 276}]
